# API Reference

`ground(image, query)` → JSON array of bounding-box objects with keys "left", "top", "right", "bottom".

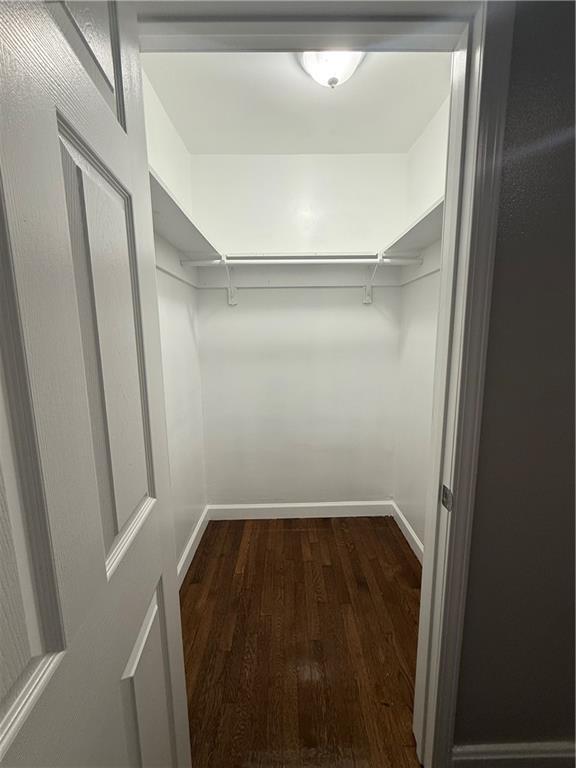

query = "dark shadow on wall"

[{"left": 454, "top": 0, "right": 575, "bottom": 747}]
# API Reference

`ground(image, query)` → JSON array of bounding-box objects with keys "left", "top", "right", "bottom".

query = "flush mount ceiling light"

[{"left": 298, "top": 51, "right": 366, "bottom": 89}]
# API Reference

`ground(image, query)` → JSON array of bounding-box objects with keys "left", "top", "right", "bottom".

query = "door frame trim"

[
  {"left": 136, "top": 4, "right": 515, "bottom": 764},
  {"left": 428, "top": 5, "right": 516, "bottom": 764},
  {"left": 451, "top": 740, "right": 576, "bottom": 766}
]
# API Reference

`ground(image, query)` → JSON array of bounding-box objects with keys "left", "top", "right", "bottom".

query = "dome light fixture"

[{"left": 298, "top": 51, "right": 366, "bottom": 89}]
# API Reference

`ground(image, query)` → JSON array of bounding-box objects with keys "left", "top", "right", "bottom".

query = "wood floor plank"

[{"left": 180, "top": 517, "right": 422, "bottom": 768}]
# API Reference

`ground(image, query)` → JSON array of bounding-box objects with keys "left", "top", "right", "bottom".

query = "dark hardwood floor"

[{"left": 180, "top": 517, "right": 422, "bottom": 768}]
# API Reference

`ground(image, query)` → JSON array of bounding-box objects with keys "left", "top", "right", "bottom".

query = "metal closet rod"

[{"left": 185, "top": 251, "right": 422, "bottom": 267}]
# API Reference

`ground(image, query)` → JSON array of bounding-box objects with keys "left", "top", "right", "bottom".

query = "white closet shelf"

[
  {"left": 149, "top": 168, "right": 442, "bottom": 271},
  {"left": 149, "top": 169, "right": 219, "bottom": 259},
  {"left": 184, "top": 198, "right": 444, "bottom": 268},
  {"left": 381, "top": 197, "right": 444, "bottom": 258}
]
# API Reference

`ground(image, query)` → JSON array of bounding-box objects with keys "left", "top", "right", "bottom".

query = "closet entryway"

[{"left": 141, "top": 45, "right": 452, "bottom": 768}]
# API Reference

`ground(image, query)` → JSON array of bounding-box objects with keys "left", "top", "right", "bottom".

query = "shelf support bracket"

[
  {"left": 224, "top": 259, "right": 238, "bottom": 306},
  {"left": 363, "top": 258, "right": 381, "bottom": 305}
]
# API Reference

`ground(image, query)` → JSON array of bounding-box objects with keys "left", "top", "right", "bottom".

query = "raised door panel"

[
  {"left": 64, "top": 2, "right": 115, "bottom": 86},
  {"left": 0, "top": 113, "right": 107, "bottom": 652},
  {"left": 0, "top": 469, "right": 31, "bottom": 703},
  {"left": 0, "top": 348, "right": 64, "bottom": 756},
  {"left": 0, "top": 368, "right": 31, "bottom": 702},
  {"left": 82, "top": 174, "right": 149, "bottom": 530},
  {"left": 122, "top": 591, "right": 174, "bottom": 767},
  {"left": 47, "top": 1, "right": 125, "bottom": 125},
  {"left": 60, "top": 137, "right": 153, "bottom": 564}
]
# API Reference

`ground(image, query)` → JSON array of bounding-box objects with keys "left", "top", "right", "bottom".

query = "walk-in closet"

[{"left": 142, "top": 49, "right": 451, "bottom": 767}]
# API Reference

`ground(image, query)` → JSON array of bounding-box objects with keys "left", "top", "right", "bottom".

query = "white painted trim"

[
  {"left": 389, "top": 501, "right": 424, "bottom": 563},
  {"left": 176, "top": 505, "right": 210, "bottom": 588},
  {"left": 428, "top": 6, "right": 517, "bottom": 766},
  {"left": 414, "top": 21, "right": 478, "bottom": 759},
  {"left": 452, "top": 741, "right": 575, "bottom": 766},
  {"left": 177, "top": 500, "right": 424, "bottom": 588},
  {"left": 207, "top": 499, "right": 395, "bottom": 521},
  {"left": 139, "top": 18, "right": 467, "bottom": 54},
  {"left": 122, "top": 593, "right": 159, "bottom": 680},
  {"left": 106, "top": 495, "right": 156, "bottom": 581},
  {"left": 0, "top": 653, "right": 64, "bottom": 761}
]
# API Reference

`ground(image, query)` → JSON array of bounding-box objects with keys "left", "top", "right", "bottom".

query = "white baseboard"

[
  {"left": 452, "top": 741, "right": 575, "bottom": 766},
  {"left": 178, "top": 499, "right": 424, "bottom": 586},
  {"left": 177, "top": 505, "right": 210, "bottom": 588},
  {"left": 389, "top": 500, "right": 424, "bottom": 564},
  {"left": 207, "top": 499, "right": 395, "bottom": 520}
]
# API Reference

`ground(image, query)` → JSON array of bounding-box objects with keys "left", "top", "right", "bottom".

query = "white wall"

[
  {"left": 182, "top": 101, "right": 449, "bottom": 256},
  {"left": 154, "top": 248, "right": 440, "bottom": 543},
  {"left": 456, "top": 4, "right": 574, "bottom": 743},
  {"left": 155, "top": 236, "right": 207, "bottom": 562},
  {"left": 406, "top": 98, "right": 450, "bottom": 222},
  {"left": 394, "top": 241, "right": 441, "bottom": 543},
  {"left": 143, "top": 73, "right": 193, "bottom": 218},
  {"left": 188, "top": 153, "right": 407, "bottom": 254},
  {"left": 388, "top": 101, "right": 448, "bottom": 545},
  {"left": 144, "top": 75, "right": 447, "bottom": 545},
  {"left": 197, "top": 287, "right": 400, "bottom": 504}
]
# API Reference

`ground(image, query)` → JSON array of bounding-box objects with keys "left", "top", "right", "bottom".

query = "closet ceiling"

[{"left": 141, "top": 51, "right": 451, "bottom": 155}]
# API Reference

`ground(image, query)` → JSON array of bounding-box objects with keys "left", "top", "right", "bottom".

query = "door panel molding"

[
  {"left": 47, "top": 1, "right": 126, "bottom": 127},
  {"left": 58, "top": 126, "right": 156, "bottom": 486},
  {"left": 0, "top": 169, "right": 68, "bottom": 762},
  {"left": 81, "top": 171, "right": 150, "bottom": 524},
  {"left": 59, "top": 131, "right": 158, "bottom": 575},
  {"left": 0, "top": 181, "right": 65, "bottom": 658},
  {"left": 121, "top": 585, "right": 176, "bottom": 768},
  {"left": 0, "top": 466, "right": 31, "bottom": 702},
  {"left": 106, "top": 495, "right": 157, "bottom": 580},
  {"left": 0, "top": 653, "right": 64, "bottom": 761}
]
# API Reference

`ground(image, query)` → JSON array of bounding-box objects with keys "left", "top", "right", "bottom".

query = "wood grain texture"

[
  {"left": 180, "top": 517, "right": 422, "bottom": 768},
  {"left": 62, "top": 1, "right": 115, "bottom": 87}
]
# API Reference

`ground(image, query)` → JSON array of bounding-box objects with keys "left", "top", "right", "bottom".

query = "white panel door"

[{"left": 0, "top": 3, "right": 191, "bottom": 766}]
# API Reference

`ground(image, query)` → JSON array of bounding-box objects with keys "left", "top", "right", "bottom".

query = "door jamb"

[
  {"left": 425, "top": 5, "right": 516, "bottom": 765},
  {"left": 136, "top": 4, "right": 515, "bottom": 765}
]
